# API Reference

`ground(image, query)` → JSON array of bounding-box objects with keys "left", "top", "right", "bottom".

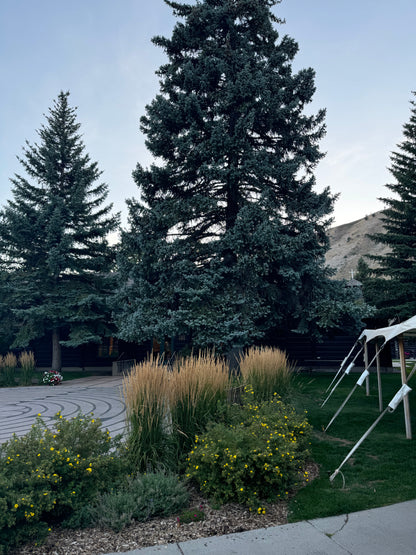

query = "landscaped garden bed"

[{"left": 1, "top": 349, "right": 415, "bottom": 554}]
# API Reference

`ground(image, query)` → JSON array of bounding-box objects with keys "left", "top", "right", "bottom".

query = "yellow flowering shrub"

[
  {"left": 0, "top": 412, "right": 127, "bottom": 553},
  {"left": 186, "top": 389, "right": 311, "bottom": 506}
]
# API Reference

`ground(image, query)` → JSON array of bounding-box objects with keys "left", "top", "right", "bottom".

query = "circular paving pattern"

[{"left": 0, "top": 376, "right": 127, "bottom": 445}]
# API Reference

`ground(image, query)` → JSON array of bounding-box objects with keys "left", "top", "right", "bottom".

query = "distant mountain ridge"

[{"left": 325, "top": 211, "right": 390, "bottom": 280}]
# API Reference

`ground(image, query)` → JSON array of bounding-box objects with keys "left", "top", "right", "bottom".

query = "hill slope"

[{"left": 325, "top": 211, "right": 390, "bottom": 280}]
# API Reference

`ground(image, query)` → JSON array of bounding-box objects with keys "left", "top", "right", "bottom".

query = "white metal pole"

[
  {"left": 364, "top": 340, "right": 370, "bottom": 396},
  {"left": 326, "top": 343, "right": 361, "bottom": 393},
  {"left": 376, "top": 343, "right": 383, "bottom": 412},
  {"left": 330, "top": 383, "right": 412, "bottom": 482}
]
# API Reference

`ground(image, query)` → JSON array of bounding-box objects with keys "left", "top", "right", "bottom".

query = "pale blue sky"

[{"left": 1, "top": 0, "right": 415, "bottom": 228}]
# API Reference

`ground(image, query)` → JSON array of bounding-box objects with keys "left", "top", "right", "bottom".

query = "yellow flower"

[
  {"left": 14, "top": 504, "right": 19, "bottom": 509},
  {"left": 86, "top": 467, "right": 92, "bottom": 473}
]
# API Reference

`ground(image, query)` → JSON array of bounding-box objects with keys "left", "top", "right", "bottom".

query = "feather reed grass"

[
  {"left": 122, "top": 348, "right": 289, "bottom": 470},
  {"left": 19, "top": 350, "right": 36, "bottom": 386},
  {"left": 1, "top": 352, "right": 17, "bottom": 387},
  {"left": 169, "top": 350, "right": 231, "bottom": 457},
  {"left": 239, "top": 346, "right": 294, "bottom": 401},
  {"left": 123, "top": 355, "right": 171, "bottom": 472}
]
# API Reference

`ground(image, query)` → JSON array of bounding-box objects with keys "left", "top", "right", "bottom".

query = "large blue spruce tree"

[
  {"left": 116, "top": 0, "right": 360, "bottom": 351},
  {"left": 0, "top": 92, "right": 120, "bottom": 370},
  {"left": 365, "top": 92, "right": 416, "bottom": 319}
]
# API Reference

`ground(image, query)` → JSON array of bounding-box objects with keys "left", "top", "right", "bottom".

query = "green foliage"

[
  {"left": 0, "top": 91, "right": 119, "bottom": 369},
  {"left": 114, "top": 0, "right": 348, "bottom": 352},
  {"left": 186, "top": 389, "right": 311, "bottom": 506},
  {"left": 365, "top": 92, "right": 416, "bottom": 319},
  {"left": 307, "top": 278, "right": 374, "bottom": 337},
  {"left": 177, "top": 506, "right": 205, "bottom": 525},
  {"left": 0, "top": 412, "right": 127, "bottom": 552},
  {"left": 70, "top": 472, "right": 190, "bottom": 533}
]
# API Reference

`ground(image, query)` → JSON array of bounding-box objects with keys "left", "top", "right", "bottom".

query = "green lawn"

[
  {"left": 0, "top": 369, "right": 93, "bottom": 387},
  {"left": 288, "top": 372, "right": 416, "bottom": 521}
]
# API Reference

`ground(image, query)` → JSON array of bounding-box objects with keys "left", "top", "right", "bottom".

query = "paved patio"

[{"left": 0, "top": 376, "right": 127, "bottom": 445}]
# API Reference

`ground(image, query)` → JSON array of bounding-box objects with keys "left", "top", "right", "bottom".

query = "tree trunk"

[{"left": 51, "top": 328, "right": 62, "bottom": 371}]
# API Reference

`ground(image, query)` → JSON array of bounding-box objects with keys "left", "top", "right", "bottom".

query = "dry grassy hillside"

[{"left": 325, "top": 211, "right": 390, "bottom": 280}]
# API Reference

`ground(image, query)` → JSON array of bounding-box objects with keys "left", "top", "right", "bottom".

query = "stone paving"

[{"left": 0, "top": 376, "right": 127, "bottom": 445}]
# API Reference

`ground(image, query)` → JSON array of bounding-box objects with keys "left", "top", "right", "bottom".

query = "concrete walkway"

[
  {"left": 105, "top": 499, "right": 416, "bottom": 555},
  {"left": 0, "top": 376, "right": 126, "bottom": 444}
]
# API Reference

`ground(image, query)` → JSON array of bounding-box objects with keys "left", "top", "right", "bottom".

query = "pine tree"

[
  {"left": 0, "top": 92, "right": 119, "bottom": 369},
  {"left": 115, "top": 0, "right": 356, "bottom": 351},
  {"left": 367, "top": 92, "right": 416, "bottom": 319}
]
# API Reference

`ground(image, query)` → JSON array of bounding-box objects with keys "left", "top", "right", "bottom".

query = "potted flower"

[{"left": 42, "top": 370, "right": 63, "bottom": 386}]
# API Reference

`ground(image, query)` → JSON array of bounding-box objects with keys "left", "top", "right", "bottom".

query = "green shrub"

[
  {"left": 177, "top": 506, "right": 205, "bottom": 525},
  {"left": 186, "top": 388, "right": 311, "bottom": 506},
  {"left": 72, "top": 472, "right": 190, "bottom": 532},
  {"left": 0, "top": 412, "right": 128, "bottom": 552}
]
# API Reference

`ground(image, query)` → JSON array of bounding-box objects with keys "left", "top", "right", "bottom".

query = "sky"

[{"left": 1, "top": 0, "right": 415, "bottom": 230}]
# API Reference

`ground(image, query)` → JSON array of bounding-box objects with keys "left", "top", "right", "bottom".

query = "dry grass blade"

[
  {"left": 19, "top": 350, "right": 35, "bottom": 369},
  {"left": 3, "top": 352, "right": 17, "bottom": 369}
]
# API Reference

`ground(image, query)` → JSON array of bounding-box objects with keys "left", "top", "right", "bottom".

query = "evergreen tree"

[
  {"left": 367, "top": 92, "right": 416, "bottom": 319},
  {"left": 0, "top": 92, "right": 119, "bottom": 370},
  {"left": 116, "top": 0, "right": 360, "bottom": 351}
]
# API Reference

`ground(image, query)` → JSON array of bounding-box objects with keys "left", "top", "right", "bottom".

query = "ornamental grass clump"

[
  {"left": 1, "top": 353, "right": 17, "bottom": 387},
  {"left": 0, "top": 412, "right": 127, "bottom": 553},
  {"left": 169, "top": 350, "right": 231, "bottom": 459},
  {"left": 239, "top": 346, "right": 294, "bottom": 402},
  {"left": 18, "top": 351, "right": 36, "bottom": 386},
  {"left": 123, "top": 356, "right": 171, "bottom": 472},
  {"left": 186, "top": 387, "right": 311, "bottom": 506}
]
